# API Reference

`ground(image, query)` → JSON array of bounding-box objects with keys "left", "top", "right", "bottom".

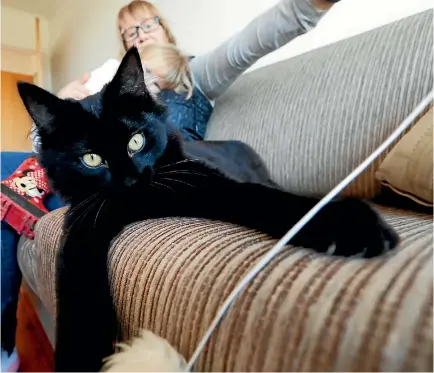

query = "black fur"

[{"left": 17, "top": 47, "right": 399, "bottom": 372}]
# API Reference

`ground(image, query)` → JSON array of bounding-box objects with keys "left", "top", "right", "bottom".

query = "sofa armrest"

[{"left": 32, "top": 207, "right": 433, "bottom": 371}]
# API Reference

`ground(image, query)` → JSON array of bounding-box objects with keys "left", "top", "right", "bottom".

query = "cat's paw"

[{"left": 300, "top": 198, "right": 399, "bottom": 258}]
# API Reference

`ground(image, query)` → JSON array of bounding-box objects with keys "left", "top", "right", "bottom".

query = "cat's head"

[{"left": 18, "top": 47, "right": 179, "bottom": 202}]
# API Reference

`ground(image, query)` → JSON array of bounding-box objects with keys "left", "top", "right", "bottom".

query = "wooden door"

[{"left": 1, "top": 71, "right": 34, "bottom": 151}]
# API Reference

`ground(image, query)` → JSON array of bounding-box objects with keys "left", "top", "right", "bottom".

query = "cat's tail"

[{"left": 101, "top": 330, "right": 187, "bottom": 372}]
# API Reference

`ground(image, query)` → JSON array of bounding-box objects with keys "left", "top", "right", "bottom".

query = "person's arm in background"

[{"left": 190, "top": 0, "right": 336, "bottom": 101}]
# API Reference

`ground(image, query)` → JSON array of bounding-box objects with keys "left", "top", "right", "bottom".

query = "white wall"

[
  {"left": 48, "top": 0, "right": 433, "bottom": 92},
  {"left": 156, "top": 0, "right": 280, "bottom": 55},
  {"left": 49, "top": 0, "right": 125, "bottom": 93},
  {"left": 1, "top": 0, "right": 55, "bottom": 19},
  {"left": 1, "top": 5, "right": 52, "bottom": 89}
]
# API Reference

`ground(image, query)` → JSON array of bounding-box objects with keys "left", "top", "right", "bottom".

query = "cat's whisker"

[
  {"left": 94, "top": 200, "right": 107, "bottom": 228},
  {"left": 162, "top": 167, "right": 224, "bottom": 178},
  {"left": 68, "top": 198, "right": 101, "bottom": 231},
  {"left": 151, "top": 181, "right": 175, "bottom": 192},
  {"left": 82, "top": 199, "right": 101, "bottom": 222},
  {"left": 68, "top": 211, "right": 86, "bottom": 232},
  {"left": 69, "top": 205, "right": 94, "bottom": 230},
  {"left": 67, "top": 198, "right": 91, "bottom": 216},
  {"left": 67, "top": 193, "right": 99, "bottom": 215},
  {"left": 159, "top": 177, "right": 195, "bottom": 189},
  {"left": 155, "top": 159, "right": 198, "bottom": 171},
  {"left": 81, "top": 201, "right": 99, "bottom": 227},
  {"left": 157, "top": 170, "right": 210, "bottom": 178},
  {"left": 67, "top": 203, "right": 96, "bottom": 227}
]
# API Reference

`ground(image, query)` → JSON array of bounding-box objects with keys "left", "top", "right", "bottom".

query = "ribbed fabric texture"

[
  {"left": 22, "top": 205, "right": 433, "bottom": 371},
  {"left": 205, "top": 10, "right": 433, "bottom": 199}
]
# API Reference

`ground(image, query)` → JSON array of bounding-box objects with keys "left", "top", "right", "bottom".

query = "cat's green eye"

[
  {"left": 128, "top": 133, "right": 145, "bottom": 153},
  {"left": 82, "top": 153, "right": 104, "bottom": 168}
]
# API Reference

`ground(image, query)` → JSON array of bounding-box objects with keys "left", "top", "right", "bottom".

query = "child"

[
  {"left": 138, "top": 43, "right": 194, "bottom": 100},
  {"left": 138, "top": 43, "right": 207, "bottom": 140}
]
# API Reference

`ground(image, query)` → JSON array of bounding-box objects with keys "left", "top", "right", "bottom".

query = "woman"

[{"left": 1, "top": 0, "right": 337, "bottom": 370}]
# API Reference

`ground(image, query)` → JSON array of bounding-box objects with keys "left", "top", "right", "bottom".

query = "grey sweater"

[
  {"left": 191, "top": 0, "right": 325, "bottom": 100},
  {"left": 31, "top": 0, "right": 326, "bottom": 151}
]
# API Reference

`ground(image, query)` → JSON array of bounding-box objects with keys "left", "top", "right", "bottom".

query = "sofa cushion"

[
  {"left": 18, "top": 206, "right": 433, "bottom": 371},
  {"left": 205, "top": 10, "right": 433, "bottom": 199},
  {"left": 375, "top": 107, "right": 433, "bottom": 206}
]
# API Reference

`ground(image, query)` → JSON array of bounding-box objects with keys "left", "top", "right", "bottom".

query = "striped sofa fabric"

[{"left": 29, "top": 205, "right": 432, "bottom": 371}]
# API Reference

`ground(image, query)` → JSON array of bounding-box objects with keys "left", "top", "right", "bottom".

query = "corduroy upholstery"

[{"left": 21, "top": 205, "right": 433, "bottom": 371}]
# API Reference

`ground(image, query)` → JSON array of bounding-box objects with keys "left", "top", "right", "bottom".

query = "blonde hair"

[
  {"left": 139, "top": 43, "right": 194, "bottom": 99},
  {"left": 117, "top": 0, "right": 176, "bottom": 56}
]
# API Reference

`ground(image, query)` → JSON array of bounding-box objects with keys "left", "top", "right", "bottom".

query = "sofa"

[{"left": 17, "top": 10, "right": 433, "bottom": 371}]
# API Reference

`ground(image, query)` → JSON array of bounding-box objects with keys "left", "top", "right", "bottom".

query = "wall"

[
  {"left": 1, "top": 48, "right": 34, "bottom": 76},
  {"left": 1, "top": 0, "right": 55, "bottom": 19},
  {"left": 48, "top": 0, "right": 125, "bottom": 92},
  {"left": 49, "top": 0, "right": 433, "bottom": 92},
  {"left": 156, "top": 0, "right": 280, "bottom": 55},
  {"left": 1, "top": 5, "right": 52, "bottom": 90}
]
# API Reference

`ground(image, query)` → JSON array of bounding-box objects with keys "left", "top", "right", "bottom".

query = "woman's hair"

[
  {"left": 139, "top": 43, "right": 194, "bottom": 99},
  {"left": 117, "top": 1, "right": 176, "bottom": 53}
]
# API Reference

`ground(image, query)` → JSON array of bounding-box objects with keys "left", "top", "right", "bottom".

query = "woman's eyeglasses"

[{"left": 122, "top": 16, "right": 160, "bottom": 42}]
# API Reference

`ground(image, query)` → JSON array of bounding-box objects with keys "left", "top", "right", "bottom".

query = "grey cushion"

[{"left": 205, "top": 10, "right": 433, "bottom": 199}]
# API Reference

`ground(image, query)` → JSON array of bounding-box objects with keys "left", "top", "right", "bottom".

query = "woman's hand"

[
  {"left": 57, "top": 68, "right": 160, "bottom": 100},
  {"left": 311, "top": 0, "right": 337, "bottom": 10},
  {"left": 57, "top": 73, "right": 92, "bottom": 100}
]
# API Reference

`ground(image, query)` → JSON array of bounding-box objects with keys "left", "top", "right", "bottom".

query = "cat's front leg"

[
  {"left": 55, "top": 230, "right": 118, "bottom": 372},
  {"left": 54, "top": 200, "right": 130, "bottom": 372},
  {"left": 189, "top": 180, "right": 398, "bottom": 258},
  {"left": 288, "top": 197, "right": 399, "bottom": 257}
]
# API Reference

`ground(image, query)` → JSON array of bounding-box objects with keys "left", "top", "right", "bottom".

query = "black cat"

[{"left": 17, "top": 47, "right": 398, "bottom": 372}]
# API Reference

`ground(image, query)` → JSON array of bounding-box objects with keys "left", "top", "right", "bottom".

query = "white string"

[{"left": 186, "top": 90, "right": 433, "bottom": 371}]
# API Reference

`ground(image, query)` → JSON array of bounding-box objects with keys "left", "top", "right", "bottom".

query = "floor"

[{"left": 16, "top": 286, "right": 53, "bottom": 372}]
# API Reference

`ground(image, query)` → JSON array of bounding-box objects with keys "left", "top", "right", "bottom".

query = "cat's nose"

[{"left": 124, "top": 177, "right": 137, "bottom": 188}]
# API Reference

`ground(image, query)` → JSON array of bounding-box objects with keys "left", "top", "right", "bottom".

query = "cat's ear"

[
  {"left": 17, "top": 82, "right": 64, "bottom": 133},
  {"left": 106, "top": 47, "right": 164, "bottom": 114},
  {"left": 110, "top": 47, "right": 149, "bottom": 98}
]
